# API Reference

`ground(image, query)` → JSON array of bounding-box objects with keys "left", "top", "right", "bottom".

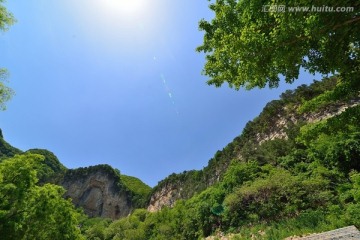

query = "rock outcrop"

[
  {"left": 61, "top": 165, "right": 133, "bottom": 219},
  {"left": 147, "top": 183, "right": 180, "bottom": 212},
  {"left": 255, "top": 99, "right": 360, "bottom": 145}
]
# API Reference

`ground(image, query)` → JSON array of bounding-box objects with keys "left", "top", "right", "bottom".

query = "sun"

[{"left": 101, "top": 0, "right": 148, "bottom": 19}]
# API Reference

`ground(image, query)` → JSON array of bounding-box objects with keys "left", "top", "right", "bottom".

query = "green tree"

[
  {"left": 197, "top": 0, "right": 360, "bottom": 92},
  {"left": 0, "top": 154, "right": 84, "bottom": 240},
  {"left": 0, "top": 1, "right": 16, "bottom": 110}
]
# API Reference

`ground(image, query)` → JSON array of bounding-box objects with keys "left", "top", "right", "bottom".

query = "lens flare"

[{"left": 160, "top": 74, "right": 179, "bottom": 115}]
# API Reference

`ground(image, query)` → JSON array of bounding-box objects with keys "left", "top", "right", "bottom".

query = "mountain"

[{"left": 0, "top": 133, "right": 151, "bottom": 220}]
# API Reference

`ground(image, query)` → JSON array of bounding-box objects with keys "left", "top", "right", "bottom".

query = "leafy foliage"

[
  {"left": 120, "top": 175, "right": 151, "bottom": 207},
  {"left": 0, "top": 0, "right": 15, "bottom": 31},
  {"left": 0, "top": 154, "right": 83, "bottom": 240},
  {"left": 197, "top": 0, "right": 360, "bottom": 91}
]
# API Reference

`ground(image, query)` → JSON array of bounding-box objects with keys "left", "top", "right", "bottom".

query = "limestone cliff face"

[
  {"left": 147, "top": 183, "right": 181, "bottom": 212},
  {"left": 61, "top": 165, "right": 133, "bottom": 219},
  {"left": 255, "top": 99, "right": 360, "bottom": 145}
]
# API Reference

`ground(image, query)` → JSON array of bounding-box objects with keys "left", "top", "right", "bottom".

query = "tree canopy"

[{"left": 197, "top": 0, "right": 360, "bottom": 92}]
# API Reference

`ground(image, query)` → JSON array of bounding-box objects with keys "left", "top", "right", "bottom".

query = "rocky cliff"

[
  {"left": 61, "top": 165, "right": 134, "bottom": 219},
  {"left": 255, "top": 99, "right": 360, "bottom": 145}
]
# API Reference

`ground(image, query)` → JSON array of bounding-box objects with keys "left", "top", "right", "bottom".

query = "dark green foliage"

[
  {"left": 223, "top": 166, "right": 333, "bottom": 227},
  {"left": 298, "top": 105, "right": 360, "bottom": 173},
  {"left": 26, "top": 148, "right": 67, "bottom": 184},
  {"left": 221, "top": 160, "right": 259, "bottom": 193},
  {"left": 80, "top": 217, "right": 112, "bottom": 240}
]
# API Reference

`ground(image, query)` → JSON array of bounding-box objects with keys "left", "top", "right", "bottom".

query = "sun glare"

[
  {"left": 66, "top": 0, "right": 166, "bottom": 53},
  {"left": 101, "top": 0, "right": 147, "bottom": 19}
]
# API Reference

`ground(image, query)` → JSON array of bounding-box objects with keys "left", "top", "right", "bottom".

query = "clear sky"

[{"left": 0, "top": 0, "right": 317, "bottom": 187}]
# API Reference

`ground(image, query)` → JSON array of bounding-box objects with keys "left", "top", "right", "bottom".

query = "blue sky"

[{"left": 0, "top": 0, "right": 317, "bottom": 187}]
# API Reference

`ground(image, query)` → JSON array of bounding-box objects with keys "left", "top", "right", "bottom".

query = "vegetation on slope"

[
  {"left": 120, "top": 174, "right": 152, "bottom": 206},
  {"left": 80, "top": 77, "right": 360, "bottom": 239}
]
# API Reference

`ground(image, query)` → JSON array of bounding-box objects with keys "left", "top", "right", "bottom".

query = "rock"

[{"left": 61, "top": 165, "right": 133, "bottom": 219}]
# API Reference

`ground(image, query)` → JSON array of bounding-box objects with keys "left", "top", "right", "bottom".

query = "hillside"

[{"left": 148, "top": 77, "right": 360, "bottom": 212}]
